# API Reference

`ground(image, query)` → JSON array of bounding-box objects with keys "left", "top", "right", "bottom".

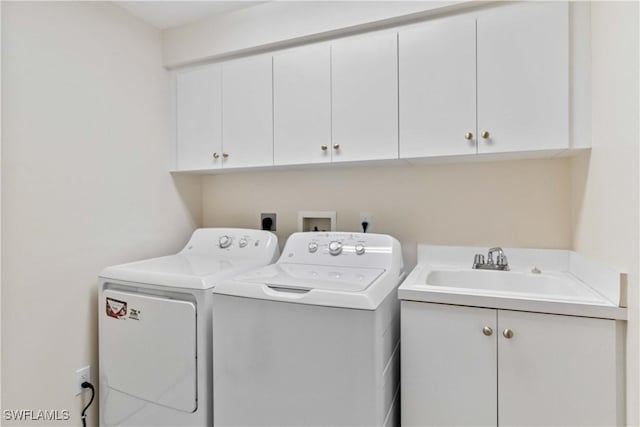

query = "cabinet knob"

[
  {"left": 321, "top": 145, "right": 328, "bottom": 151},
  {"left": 213, "top": 152, "right": 220, "bottom": 159},
  {"left": 222, "top": 153, "right": 229, "bottom": 159},
  {"left": 503, "top": 329, "right": 514, "bottom": 339},
  {"left": 465, "top": 132, "right": 474, "bottom": 141},
  {"left": 481, "top": 131, "right": 490, "bottom": 139},
  {"left": 333, "top": 144, "right": 340, "bottom": 150},
  {"left": 482, "top": 326, "right": 493, "bottom": 336}
]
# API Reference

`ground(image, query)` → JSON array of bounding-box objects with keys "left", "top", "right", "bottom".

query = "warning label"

[{"left": 106, "top": 297, "right": 127, "bottom": 319}]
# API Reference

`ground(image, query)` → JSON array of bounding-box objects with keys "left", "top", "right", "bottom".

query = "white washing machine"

[
  {"left": 213, "top": 232, "right": 404, "bottom": 426},
  {"left": 98, "top": 228, "right": 279, "bottom": 427}
]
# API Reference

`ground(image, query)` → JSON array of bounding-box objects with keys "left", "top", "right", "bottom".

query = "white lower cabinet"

[{"left": 401, "top": 301, "right": 624, "bottom": 426}]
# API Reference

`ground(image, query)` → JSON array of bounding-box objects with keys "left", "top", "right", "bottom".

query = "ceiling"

[{"left": 114, "top": 1, "right": 265, "bottom": 30}]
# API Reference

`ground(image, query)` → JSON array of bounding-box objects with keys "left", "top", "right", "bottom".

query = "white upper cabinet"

[
  {"left": 174, "top": 2, "right": 579, "bottom": 173},
  {"left": 331, "top": 31, "right": 399, "bottom": 162},
  {"left": 477, "top": 2, "right": 569, "bottom": 154},
  {"left": 273, "top": 44, "right": 332, "bottom": 166},
  {"left": 222, "top": 55, "right": 273, "bottom": 168},
  {"left": 176, "top": 66, "right": 222, "bottom": 170},
  {"left": 399, "top": 16, "right": 477, "bottom": 158}
]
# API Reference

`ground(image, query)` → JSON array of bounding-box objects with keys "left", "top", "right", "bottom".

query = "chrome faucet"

[{"left": 473, "top": 247, "right": 509, "bottom": 271}]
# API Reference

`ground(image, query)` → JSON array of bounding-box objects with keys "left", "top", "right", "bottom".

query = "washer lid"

[
  {"left": 99, "top": 254, "right": 265, "bottom": 290},
  {"left": 231, "top": 263, "right": 385, "bottom": 292}
]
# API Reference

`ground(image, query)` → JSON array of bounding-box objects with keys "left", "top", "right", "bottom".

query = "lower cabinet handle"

[
  {"left": 503, "top": 329, "right": 514, "bottom": 339},
  {"left": 482, "top": 326, "right": 493, "bottom": 336}
]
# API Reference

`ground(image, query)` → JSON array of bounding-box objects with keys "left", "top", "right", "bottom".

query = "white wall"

[
  {"left": 162, "top": 1, "right": 465, "bottom": 67},
  {"left": 1, "top": 2, "right": 201, "bottom": 425},
  {"left": 571, "top": 2, "right": 640, "bottom": 424},
  {"left": 203, "top": 158, "right": 572, "bottom": 269}
]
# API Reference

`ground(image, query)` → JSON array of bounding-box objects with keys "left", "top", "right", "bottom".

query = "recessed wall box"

[{"left": 298, "top": 211, "right": 336, "bottom": 232}]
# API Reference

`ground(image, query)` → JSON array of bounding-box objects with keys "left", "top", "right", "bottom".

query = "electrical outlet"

[
  {"left": 359, "top": 213, "right": 373, "bottom": 233},
  {"left": 260, "top": 213, "right": 277, "bottom": 231},
  {"left": 75, "top": 366, "right": 90, "bottom": 396}
]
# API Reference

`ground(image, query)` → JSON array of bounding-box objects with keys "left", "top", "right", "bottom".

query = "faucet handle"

[
  {"left": 473, "top": 254, "right": 485, "bottom": 267},
  {"left": 497, "top": 253, "right": 508, "bottom": 266}
]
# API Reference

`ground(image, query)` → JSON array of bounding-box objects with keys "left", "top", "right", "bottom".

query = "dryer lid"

[
  {"left": 98, "top": 228, "right": 280, "bottom": 290},
  {"left": 99, "top": 254, "right": 264, "bottom": 290},
  {"left": 231, "top": 263, "right": 385, "bottom": 292}
]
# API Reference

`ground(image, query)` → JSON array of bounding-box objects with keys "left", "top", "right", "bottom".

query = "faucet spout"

[{"left": 487, "top": 247, "right": 504, "bottom": 265}]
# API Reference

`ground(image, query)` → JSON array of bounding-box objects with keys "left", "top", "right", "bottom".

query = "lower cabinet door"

[
  {"left": 401, "top": 301, "right": 497, "bottom": 426},
  {"left": 498, "top": 310, "right": 622, "bottom": 426}
]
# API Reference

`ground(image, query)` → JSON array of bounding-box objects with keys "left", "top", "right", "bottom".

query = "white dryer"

[
  {"left": 213, "top": 232, "right": 404, "bottom": 426},
  {"left": 98, "top": 228, "right": 279, "bottom": 427}
]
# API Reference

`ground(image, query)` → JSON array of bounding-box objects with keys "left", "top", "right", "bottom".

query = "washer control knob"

[
  {"left": 219, "top": 235, "right": 232, "bottom": 249},
  {"left": 238, "top": 238, "right": 248, "bottom": 248},
  {"left": 328, "top": 241, "right": 343, "bottom": 256},
  {"left": 355, "top": 244, "right": 366, "bottom": 255},
  {"left": 308, "top": 242, "right": 319, "bottom": 253}
]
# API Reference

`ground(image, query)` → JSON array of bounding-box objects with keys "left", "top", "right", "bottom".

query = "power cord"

[{"left": 81, "top": 381, "right": 95, "bottom": 427}]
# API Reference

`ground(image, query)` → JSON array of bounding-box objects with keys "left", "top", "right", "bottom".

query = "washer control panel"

[{"left": 282, "top": 232, "right": 399, "bottom": 269}]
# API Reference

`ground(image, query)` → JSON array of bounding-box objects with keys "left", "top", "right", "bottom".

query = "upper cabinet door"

[
  {"left": 222, "top": 55, "right": 273, "bottom": 168},
  {"left": 176, "top": 66, "right": 222, "bottom": 170},
  {"left": 273, "top": 44, "right": 332, "bottom": 166},
  {"left": 399, "top": 16, "right": 477, "bottom": 158},
  {"left": 332, "top": 32, "right": 398, "bottom": 162},
  {"left": 477, "top": 2, "right": 569, "bottom": 154}
]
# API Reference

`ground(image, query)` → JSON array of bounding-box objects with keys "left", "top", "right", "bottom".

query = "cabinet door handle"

[
  {"left": 502, "top": 329, "right": 514, "bottom": 339},
  {"left": 222, "top": 153, "right": 229, "bottom": 159},
  {"left": 333, "top": 144, "right": 340, "bottom": 150},
  {"left": 213, "top": 152, "right": 220, "bottom": 159},
  {"left": 482, "top": 326, "right": 493, "bottom": 336},
  {"left": 321, "top": 145, "right": 328, "bottom": 151},
  {"left": 481, "top": 131, "right": 490, "bottom": 139},
  {"left": 465, "top": 132, "right": 474, "bottom": 140}
]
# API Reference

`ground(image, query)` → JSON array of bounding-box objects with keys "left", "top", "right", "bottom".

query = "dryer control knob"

[
  {"left": 219, "top": 235, "right": 232, "bottom": 249},
  {"left": 238, "top": 238, "right": 248, "bottom": 248},
  {"left": 328, "top": 241, "right": 343, "bottom": 256},
  {"left": 355, "top": 244, "right": 365, "bottom": 255},
  {"left": 308, "top": 242, "right": 319, "bottom": 253}
]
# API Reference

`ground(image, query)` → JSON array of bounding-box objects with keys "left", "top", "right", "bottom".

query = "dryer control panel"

[
  {"left": 180, "top": 228, "right": 279, "bottom": 260},
  {"left": 279, "top": 232, "right": 403, "bottom": 271}
]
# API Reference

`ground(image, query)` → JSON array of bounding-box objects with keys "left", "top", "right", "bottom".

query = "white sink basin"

[
  {"left": 425, "top": 269, "right": 604, "bottom": 303},
  {"left": 397, "top": 245, "right": 626, "bottom": 320}
]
